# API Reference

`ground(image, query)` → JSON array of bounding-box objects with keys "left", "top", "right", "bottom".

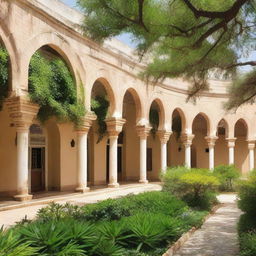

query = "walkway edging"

[{"left": 162, "top": 204, "right": 223, "bottom": 256}]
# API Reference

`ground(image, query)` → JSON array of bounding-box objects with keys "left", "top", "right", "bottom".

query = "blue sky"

[{"left": 60, "top": 0, "right": 135, "bottom": 47}]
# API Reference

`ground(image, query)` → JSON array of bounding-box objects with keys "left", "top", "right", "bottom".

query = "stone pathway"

[
  {"left": 0, "top": 183, "right": 161, "bottom": 228},
  {"left": 174, "top": 194, "right": 241, "bottom": 256}
]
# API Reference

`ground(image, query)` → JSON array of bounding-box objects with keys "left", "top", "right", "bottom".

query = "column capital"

[
  {"left": 181, "top": 133, "right": 195, "bottom": 147},
  {"left": 205, "top": 136, "right": 218, "bottom": 148},
  {"left": 226, "top": 137, "right": 237, "bottom": 148},
  {"left": 247, "top": 140, "right": 256, "bottom": 150},
  {"left": 76, "top": 112, "right": 97, "bottom": 133},
  {"left": 136, "top": 125, "right": 151, "bottom": 139},
  {"left": 106, "top": 117, "right": 126, "bottom": 137},
  {"left": 6, "top": 96, "right": 39, "bottom": 131},
  {"left": 157, "top": 130, "right": 172, "bottom": 144}
]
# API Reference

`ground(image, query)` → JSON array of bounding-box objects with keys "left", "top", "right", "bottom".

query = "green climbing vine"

[
  {"left": 0, "top": 46, "right": 9, "bottom": 110},
  {"left": 91, "top": 95, "right": 109, "bottom": 143},
  {"left": 149, "top": 108, "right": 159, "bottom": 137},
  {"left": 28, "top": 52, "right": 85, "bottom": 126}
]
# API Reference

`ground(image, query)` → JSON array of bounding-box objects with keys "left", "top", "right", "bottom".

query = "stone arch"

[
  {"left": 171, "top": 108, "right": 187, "bottom": 134},
  {"left": 91, "top": 77, "right": 116, "bottom": 117},
  {"left": 21, "top": 32, "right": 85, "bottom": 91},
  {"left": 0, "top": 23, "right": 18, "bottom": 92},
  {"left": 192, "top": 112, "right": 211, "bottom": 136},
  {"left": 148, "top": 98, "right": 165, "bottom": 130},
  {"left": 234, "top": 118, "right": 248, "bottom": 138},
  {"left": 121, "top": 87, "right": 143, "bottom": 123},
  {"left": 217, "top": 118, "right": 229, "bottom": 138}
]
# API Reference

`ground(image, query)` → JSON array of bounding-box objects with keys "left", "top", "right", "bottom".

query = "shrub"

[
  {"left": 238, "top": 213, "right": 256, "bottom": 235},
  {"left": 237, "top": 170, "right": 256, "bottom": 214},
  {"left": 17, "top": 220, "right": 95, "bottom": 255},
  {"left": 162, "top": 167, "right": 219, "bottom": 209},
  {"left": 239, "top": 232, "right": 256, "bottom": 256},
  {"left": 213, "top": 164, "right": 240, "bottom": 191},
  {"left": 0, "top": 227, "right": 38, "bottom": 256}
]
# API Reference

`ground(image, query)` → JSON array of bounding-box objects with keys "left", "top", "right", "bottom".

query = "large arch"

[
  {"left": 234, "top": 118, "right": 249, "bottom": 174},
  {"left": 148, "top": 98, "right": 166, "bottom": 130},
  {"left": 121, "top": 88, "right": 143, "bottom": 182},
  {"left": 168, "top": 108, "right": 187, "bottom": 167},
  {"left": 215, "top": 119, "right": 229, "bottom": 167},
  {"left": 191, "top": 113, "right": 210, "bottom": 168},
  {"left": 89, "top": 77, "right": 117, "bottom": 186},
  {"left": 20, "top": 32, "right": 85, "bottom": 92}
]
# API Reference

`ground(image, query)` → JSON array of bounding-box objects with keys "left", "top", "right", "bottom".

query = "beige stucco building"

[{"left": 0, "top": 0, "right": 255, "bottom": 201}]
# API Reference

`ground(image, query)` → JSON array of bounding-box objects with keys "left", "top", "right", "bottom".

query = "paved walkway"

[
  {"left": 174, "top": 194, "right": 241, "bottom": 256},
  {"left": 0, "top": 183, "right": 161, "bottom": 228}
]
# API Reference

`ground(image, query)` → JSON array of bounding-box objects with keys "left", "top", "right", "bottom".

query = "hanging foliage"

[
  {"left": 91, "top": 95, "right": 109, "bottom": 143},
  {"left": 0, "top": 46, "right": 9, "bottom": 110},
  {"left": 28, "top": 52, "right": 85, "bottom": 126},
  {"left": 149, "top": 108, "right": 159, "bottom": 137}
]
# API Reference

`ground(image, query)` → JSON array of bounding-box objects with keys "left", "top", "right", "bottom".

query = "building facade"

[{"left": 0, "top": 0, "right": 255, "bottom": 201}]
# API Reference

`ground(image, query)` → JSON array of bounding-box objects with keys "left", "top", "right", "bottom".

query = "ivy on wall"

[
  {"left": 149, "top": 108, "right": 159, "bottom": 136},
  {"left": 0, "top": 46, "right": 9, "bottom": 110},
  {"left": 91, "top": 95, "right": 109, "bottom": 143},
  {"left": 28, "top": 52, "right": 85, "bottom": 126}
]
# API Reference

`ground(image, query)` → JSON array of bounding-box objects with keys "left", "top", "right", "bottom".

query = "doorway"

[{"left": 29, "top": 124, "right": 46, "bottom": 193}]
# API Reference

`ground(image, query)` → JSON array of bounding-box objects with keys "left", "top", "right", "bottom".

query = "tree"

[{"left": 77, "top": 0, "right": 256, "bottom": 110}]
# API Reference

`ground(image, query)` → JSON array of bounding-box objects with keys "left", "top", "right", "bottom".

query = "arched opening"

[
  {"left": 89, "top": 79, "right": 115, "bottom": 186},
  {"left": 122, "top": 89, "right": 142, "bottom": 182},
  {"left": 234, "top": 119, "right": 248, "bottom": 174},
  {"left": 192, "top": 113, "right": 209, "bottom": 168},
  {"left": 0, "top": 39, "right": 16, "bottom": 197},
  {"left": 215, "top": 119, "right": 229, "bottom": 166},
  {"left": 147, "top": 100, "right": 162, "bottom": 180},
  {"left": 168, "top": 109, "right": 185, "bottom": 167},
  {"left": 27, "top": 45, "right": 79, "bottom": 194}
]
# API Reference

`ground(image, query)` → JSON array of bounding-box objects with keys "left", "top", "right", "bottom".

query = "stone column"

[
  {"left": 6, "top": 96, "right": 39, "bottom": 201},
  {"left": 248, "top": 140, "right": 255, "bottom": 171},
  {"left": 157, "top": 130, "right": 172, "bottom": 173},
  {"left": 181, "top": 133, "right": 195, "bottom": 168},
  {"left": 75, "top": 113, "right": 96, "bottom": 193},
  {"left": 205, "top": 136, "right": 218, "bottom": 170},
  {"left": 106, "top": 118, "right": 126, "bottom": 188},
  {"left": 226, "top": 138, "right": 236, "bottom": 165},
  {"left": 136, "top": 125, "right": 151, "bottom": 183}
]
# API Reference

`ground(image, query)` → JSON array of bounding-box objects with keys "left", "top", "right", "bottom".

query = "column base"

[
  {"left": 13, "top": 194, "right": 33, "bottom": 202},
  {"left": 108, "top": 183, "right": 120, "bottom": 188},
  {"left": 75, "top": 187, "right": 90, "bottom": 193},
  {"left": 139, "top": 179, "right": 149, "bottom": 184}
]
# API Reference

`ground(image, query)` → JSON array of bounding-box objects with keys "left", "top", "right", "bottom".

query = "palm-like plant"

[
  {"left": 0, "top": 227, "right": 38, "bottom": 256},
  {"left": 18, "top": 220, "right": 85, "bottom": 256}
]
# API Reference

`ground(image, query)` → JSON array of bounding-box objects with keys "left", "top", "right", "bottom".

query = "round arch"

[
  {"left": 121, "top": 87, "right": 143, "bottom": 123},
  {"left": 21, "top": 32, "right": 85, "bottom": 91},
  {"left": 217, "top": 118, "right": 229, "bottom": 138},
  {"left": 171, "top": 108, "right": 187, "bottom": 133},
  {"left": 148, "top": 98, "right": 166, "bottom": 130},
  {"left": 192, "top": 112, "right": 211, "bottom": 136},
  {"left": 234, "top": 118, "right": 248, "bottom": 138},
  {"left": 0, "top": 23, "right": 18, "bottom": 91},
  {"left": 91, "top": 77, "right": 117, "bottom": 117}
]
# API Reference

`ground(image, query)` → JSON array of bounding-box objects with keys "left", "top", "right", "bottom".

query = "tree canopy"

[{"left": 77, "top": 0, "right": 256, "bottom": 110}]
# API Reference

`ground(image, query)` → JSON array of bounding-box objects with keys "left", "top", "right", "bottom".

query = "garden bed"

[{"left": 0, "top": 191, "right": 209, "bottom": 256}]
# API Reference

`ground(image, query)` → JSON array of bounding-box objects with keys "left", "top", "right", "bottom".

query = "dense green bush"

[
  {"left": 162, "top": 167, "right": 219, "bottom": 210},
  {"left": 237, "top": 170, "right": 256, "bottom": 214},
  {"left": 29, "top": 52, "right": 85, "bottom": 126},
  {"left": 239, "top": 232, "right": 256, "bottom": 256},
  {"left": 0, "top": 227, "right": 37, "bottom": 256},
  {"left": 238, "top": 214, "right": 256, "bottom": 235},
  {"left": 213, "top": 165, "right": 240, "bottom": 191}
]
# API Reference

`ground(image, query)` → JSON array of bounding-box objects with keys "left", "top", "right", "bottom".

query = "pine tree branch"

[{"left": 226, "top": 61, "right": 256, "bottom": 69}]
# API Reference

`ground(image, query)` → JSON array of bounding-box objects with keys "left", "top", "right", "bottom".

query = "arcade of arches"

[{"left": 0, "top": 0, "right": 256, "bottom": 201}]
